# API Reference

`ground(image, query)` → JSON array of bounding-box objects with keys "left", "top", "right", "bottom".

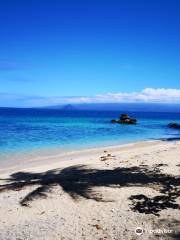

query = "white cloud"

[
  {"left": 57, "top": 88, "right": 180, "bottom": 104},
  {"left": 0, "top": 88, "right": 180, "bottom": 107}
]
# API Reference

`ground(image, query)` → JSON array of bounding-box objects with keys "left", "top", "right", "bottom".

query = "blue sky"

[{"left": 0, "top": 0, "right": 180, "bottom": 106}]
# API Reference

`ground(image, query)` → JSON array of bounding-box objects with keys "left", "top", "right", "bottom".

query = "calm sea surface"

[{"left": 0, "top": 107, "right": 180, "bottom": 164}]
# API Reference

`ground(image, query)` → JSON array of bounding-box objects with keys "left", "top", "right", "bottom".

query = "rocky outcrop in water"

[
  {"left": 111, "top": 114, "right": 137, "bottom": 125},
  {"left": 168, "top": 123, "right": 180, "bottom": 129}
]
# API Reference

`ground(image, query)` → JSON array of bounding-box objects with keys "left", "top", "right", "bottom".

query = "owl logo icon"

[{"left": 135, "top": 227, "right": 144, "bottom": 235}]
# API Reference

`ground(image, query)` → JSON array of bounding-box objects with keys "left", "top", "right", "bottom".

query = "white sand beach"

[{"left": 0, "top": 140, "right": 179, "bottom": 240}]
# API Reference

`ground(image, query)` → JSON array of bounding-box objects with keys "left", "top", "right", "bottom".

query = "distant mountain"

[
  {"left": 44, "top": 104, "right": 76, "bottom": 110},
  {"left": 45, "top": 103, "right": 180, "bottom": 113},
  {"left": 61, "top": 104, "right": 77, "bottom": 111}
]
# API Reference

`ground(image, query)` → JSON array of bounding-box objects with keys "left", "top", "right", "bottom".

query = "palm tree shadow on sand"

[{"left": 0, "top": 164, "right": 179, "bottom": 217}]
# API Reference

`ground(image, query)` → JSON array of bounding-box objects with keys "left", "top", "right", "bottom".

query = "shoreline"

[{"left": 0, "top": 139, "right": 161, "bottom": 175}]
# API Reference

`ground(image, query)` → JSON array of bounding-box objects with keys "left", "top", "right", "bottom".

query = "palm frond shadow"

[{"left": 0, "top": 164, "right": 179, "bottom": 215}]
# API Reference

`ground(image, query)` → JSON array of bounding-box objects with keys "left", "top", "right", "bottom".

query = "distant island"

[
  {"left": 44, "top": 103, "right": 180, "bottom": 113},
  {"left": 61, "top": 104, "right": 77, "bottom": 111}
]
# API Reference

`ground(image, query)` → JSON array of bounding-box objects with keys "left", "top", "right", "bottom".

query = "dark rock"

[
  {"left": 161, "top": 137, "right": 180, "bottom": 141},
  {"left": 120, "top": 114, "right": 129, "bottom": 121},
  {"left": 111, "top": 119, "right": 118, "bottom": 123},
  {"left": 131, "top": 118, "right": 137, "bottom": 123},
  {"left": 111, "top": 114, "right": 137, "bottom": 125},
  {"left": 168, "top": 123, "right": 180, "bottom": 129},
  {"left": 120, "top": 118, "right": 137, "bottom": 124}
]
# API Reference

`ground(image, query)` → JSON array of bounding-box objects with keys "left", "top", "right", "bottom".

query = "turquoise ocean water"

[{"left": 0, "top": 107, "right": 180, "bottom": 165}]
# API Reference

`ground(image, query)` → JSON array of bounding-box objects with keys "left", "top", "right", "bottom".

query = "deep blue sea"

[{"left": 0, "top": 107, "right": 180, "bottom": 164}]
